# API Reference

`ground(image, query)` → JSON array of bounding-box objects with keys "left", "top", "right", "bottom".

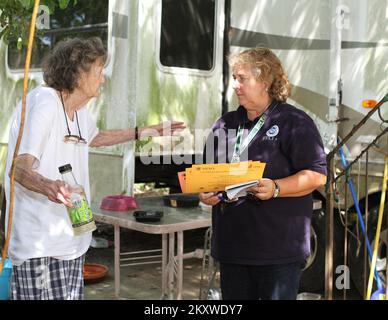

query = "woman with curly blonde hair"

[
  {"left": 199, "top": 48, "right": 327, "bottom": 300},
  {"left": 229, "top": 47, "right": 292, "bottom": 103}
]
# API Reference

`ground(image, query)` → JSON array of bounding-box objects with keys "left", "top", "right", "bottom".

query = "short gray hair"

[{"left": 42, "top": 37, "right": 107, "bottom": 93}]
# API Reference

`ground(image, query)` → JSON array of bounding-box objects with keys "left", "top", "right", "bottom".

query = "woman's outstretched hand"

[{"left": 140, "top": 121, "right": 186, "bottom": 137}]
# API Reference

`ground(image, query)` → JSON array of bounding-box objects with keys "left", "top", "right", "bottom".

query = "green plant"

[{"left": 0, "top": 0, "right": 74, "bottom": 49}]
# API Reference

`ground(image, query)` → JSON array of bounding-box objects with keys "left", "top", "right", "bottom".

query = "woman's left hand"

[
  {"left": 247, "top": 178, "right": 275, "bottom": 201},
  {"left": 141, "top": 121, "right": 186, "bottom": 137}
]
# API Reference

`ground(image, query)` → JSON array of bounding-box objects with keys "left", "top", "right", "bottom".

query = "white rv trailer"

[{"left": 0, "top": 0, "right": 387, "bottom": 294}]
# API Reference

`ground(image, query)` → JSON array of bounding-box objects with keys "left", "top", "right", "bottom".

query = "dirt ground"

[
  {"left": 84, "top": 222, "right": 363, "bottom": 301},
  {"left": 1, "top": 211, "right": 362, "bottom": 301},
  {"left": 84, "top": 224, "right": 212, "bottom": 300}
]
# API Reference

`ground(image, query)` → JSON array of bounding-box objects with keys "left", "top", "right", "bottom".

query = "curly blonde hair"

[{"left": 229, "top": 48, "right": 292, "bottom": 102}]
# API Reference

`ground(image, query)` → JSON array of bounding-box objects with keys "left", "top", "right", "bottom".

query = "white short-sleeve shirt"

[{"left": 5, "top": 86, "right": 99, "bottom": 266}]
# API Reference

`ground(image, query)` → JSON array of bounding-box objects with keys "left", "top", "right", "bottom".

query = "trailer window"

[
  {"left": 7, "top": 0, "right": 108, "bottom": 71},
  {"left": 160, "top": 0, "right": 216, "bottom": 71}
]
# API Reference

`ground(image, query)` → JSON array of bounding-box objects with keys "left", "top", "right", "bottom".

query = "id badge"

[{"left": 231, "top": 155, "right": 240, "bottom": 163}]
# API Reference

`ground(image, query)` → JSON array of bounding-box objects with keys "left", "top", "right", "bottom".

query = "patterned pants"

[{"left": 11, "top": 255, "right": 85, "bottom": 300}]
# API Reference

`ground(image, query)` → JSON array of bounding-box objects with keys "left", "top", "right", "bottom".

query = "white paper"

[{"left": 224, "top": 180, "right": 258, "bottom": 200}]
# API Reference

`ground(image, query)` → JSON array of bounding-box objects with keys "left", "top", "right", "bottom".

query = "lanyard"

[{"left": 231, "top": 113, "right": 267, "bottom": 163}]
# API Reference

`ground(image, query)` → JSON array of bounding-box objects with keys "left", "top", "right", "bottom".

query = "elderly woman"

[
  {"left": 199, "top": 48, "right": 327, "bottom": 300},
  {"left": 4, "top": 37, "right": 184, "bottom": 300}
]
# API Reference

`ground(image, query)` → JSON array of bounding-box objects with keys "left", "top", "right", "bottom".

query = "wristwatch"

[{"left": 272, "top": 180, "right": 280, "bottom": 198}]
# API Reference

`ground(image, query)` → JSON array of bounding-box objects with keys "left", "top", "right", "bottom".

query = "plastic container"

[
  {"left": 59, "top": 164, "right": 97, "bottom": 236},
  {"left": 100, "top": 195, "right": 138, "bottom": 211},
  {"left": 297, "top": 292, "right": 322, "bottom": 300},
  {"left": 133, "top": 210, "right": 163, "bottom": 222},
  {"left": 90, "top": 236, "right": 111, "bottom": 248},
  {"left": 162, "top": 194, "right": 199, "bottom": 208},
  {"left": 0, "top": 259, "right": 12, "bottom": 300},
  {"left": 84, "top": 263, "right": 108, "bottom": 284}
]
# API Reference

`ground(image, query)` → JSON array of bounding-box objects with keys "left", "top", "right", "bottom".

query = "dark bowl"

[
  {"left": 162, "top": 194, "right": 199, "bottom": 208},
  {"left": 133, "top": 210, "right": 164, "bottom": 222}
]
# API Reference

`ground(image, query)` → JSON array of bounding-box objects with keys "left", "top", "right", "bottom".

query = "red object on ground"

[
  {"left": 100, "top": 195, "right": 138, "bottom": 211},
  {"left": 84, "top": 263, "right": 108, "bottom": 284}
]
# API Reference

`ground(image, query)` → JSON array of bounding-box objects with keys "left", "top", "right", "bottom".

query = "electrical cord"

[
  {"left": 377, "top": 106, "right": 388, "bottom": 124},
  {"left": 0, "top": 0, "right": 40, "bottom": 274}
]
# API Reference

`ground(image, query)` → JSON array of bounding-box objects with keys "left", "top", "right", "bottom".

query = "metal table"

[{"left": 91, "top": 196, "right": 211, "bottom": 300}]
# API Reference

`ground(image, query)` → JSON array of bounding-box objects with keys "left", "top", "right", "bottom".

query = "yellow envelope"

[{"left": 184, "top": 161, "right": 266, "bottom": 193}]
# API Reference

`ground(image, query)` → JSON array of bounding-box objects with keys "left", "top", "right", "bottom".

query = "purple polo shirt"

[{"left": 205, "top": 101, "right": 327, "bottom": 265}]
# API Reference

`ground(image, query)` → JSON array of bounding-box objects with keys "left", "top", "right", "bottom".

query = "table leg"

[
  {"left": 168, "top": 232, "right": 175, "bottom": 299},
  {"left": 177, "top": 231, "right": 184, "bottom": 300},
  {"left": 161, "top": 233, "right": 168, "bottom": 299},
  {"left": 114, "top": 224, "right": 120, "bottom": 299}
]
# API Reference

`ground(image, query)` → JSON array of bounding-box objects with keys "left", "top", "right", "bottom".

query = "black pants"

[{"left": 219, "top": 261, "right": 303, "bottom": 300}]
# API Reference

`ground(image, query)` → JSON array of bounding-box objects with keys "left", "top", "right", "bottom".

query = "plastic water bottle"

[{"left": 58, "top": 164, "right": 96, "bottom": 236}]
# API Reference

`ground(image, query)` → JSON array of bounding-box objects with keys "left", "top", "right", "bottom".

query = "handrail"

[
  {"left": 328, "top": 93, "right": 388, "bottom": 161},
  {"left": 333, "top": 127, "right": 388, "bottom": 183},
  {"left": 325, "top": 93, "right": 388, "bottom": 300}
]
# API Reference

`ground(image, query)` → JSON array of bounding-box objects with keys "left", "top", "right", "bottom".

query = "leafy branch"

[{"left": 0, "top": 0, "right": 74, "bottom": 49}]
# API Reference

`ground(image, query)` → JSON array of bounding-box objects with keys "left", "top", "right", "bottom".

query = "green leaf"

[
  {"left": 18, "top": 0, "right": 33, "bottom": 9},
  {"left": 17, "top": 36, "right": 23, "bottom": 50},
  {"left": 40, "top": 0, "right": 56, "bottom": 14},
  {"left": 58, "top": 0, "right": 70, "bottom": 10}
]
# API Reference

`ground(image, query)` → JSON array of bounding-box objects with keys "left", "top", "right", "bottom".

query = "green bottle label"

[{"left": 69, "top": 198, "right": 94, "bottom": 228}]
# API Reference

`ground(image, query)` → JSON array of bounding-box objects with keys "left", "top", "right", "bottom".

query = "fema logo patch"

[{"left": 266, "top": 125, "right": 279, "bottom": 138}]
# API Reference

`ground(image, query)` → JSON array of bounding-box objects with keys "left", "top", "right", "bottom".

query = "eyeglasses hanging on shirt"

[{"left": 60, "top": 92, "right": 87, "bottom": 145}]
